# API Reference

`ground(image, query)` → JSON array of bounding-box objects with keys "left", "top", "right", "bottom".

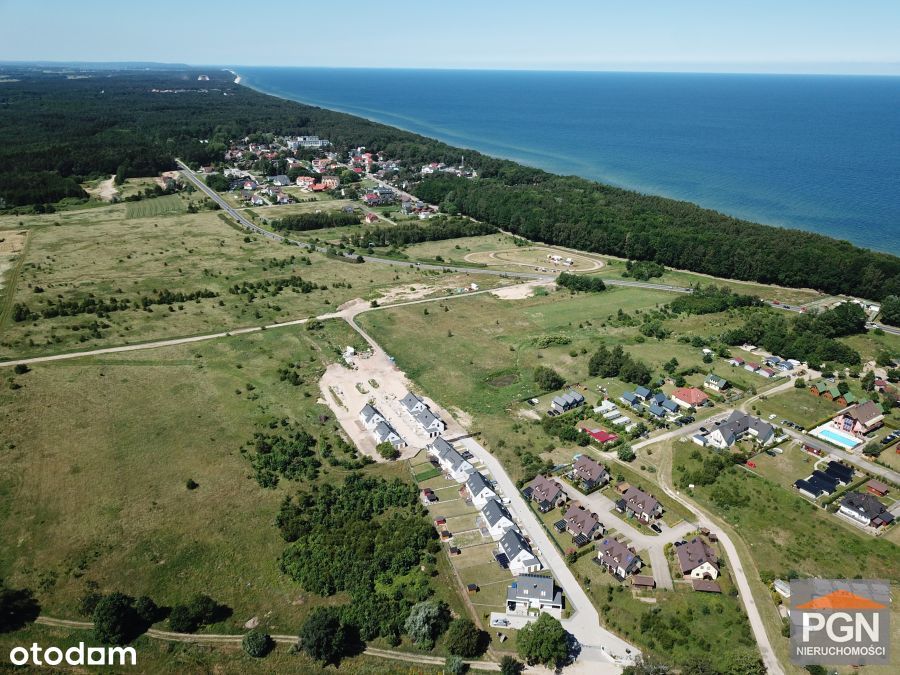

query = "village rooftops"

[
  {"left": 466, "top": 471, "right": 494, "bottom": 498},
  {"left": 429, "top": 437, "right": 469, "bottom": 474},
  {"left": 597, "top": 538, "right": 641, "bottom": 571},
  {"left": 709, "top": 411, "right": 774, "bottom": 447},
  {"left": 499, "top": 529, "right": 538, "bottom": 563}
]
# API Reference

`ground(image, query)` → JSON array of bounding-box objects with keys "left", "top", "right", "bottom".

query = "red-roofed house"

[
  {"left": 671, "top": 387, "right": 709, "bottom": 409},
  {"left": 586, "top": 429, "right": 619, "bottom": 444}
]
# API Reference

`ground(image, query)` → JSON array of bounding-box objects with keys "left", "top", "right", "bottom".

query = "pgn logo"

[{"left": 790, "top": 579, "right": 890, "bottom": 666}]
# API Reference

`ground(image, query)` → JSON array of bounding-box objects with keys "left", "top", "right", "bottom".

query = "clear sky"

[{"left": 2, "top": 0, "right": 899, "bottom": 74}]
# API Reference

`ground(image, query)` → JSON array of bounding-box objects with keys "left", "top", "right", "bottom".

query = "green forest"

[{"left": 1, "top": 65, "right": 898, "bottom": 300}]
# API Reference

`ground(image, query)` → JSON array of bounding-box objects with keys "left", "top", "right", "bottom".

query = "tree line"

[
  {"left": 413, "top": 175, "right": 900, "bottom": 301},
  {"left": 271, "top": 211, "right": 360, "bottom": 231},
  {"left": 347, "top": 217, "right": 496, "bottom": 249}
]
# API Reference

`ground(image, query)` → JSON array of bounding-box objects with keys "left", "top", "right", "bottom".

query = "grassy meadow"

[
  {"left": 0, "top": 321, "right": 451, "bottom": 635},
  {"left": 0, "top": 200, "right": 466, "bottom": 359}
]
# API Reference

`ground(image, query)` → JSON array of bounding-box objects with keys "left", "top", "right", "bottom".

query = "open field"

[
  {"left": 671, "top": 440, "right": 899, "bottom": 581},
  {"left": 0, "top": 323, "right": 448, "bottom": 633},
  {"left": 751, "top": 387, "right": 842, "bottom": 429},
  {"left": 358, "top": 283, "right": 741, "bottom": 480},
  {"left": 463, "top": 246, "right": 605, "bottom": 273},
  {"left": 0, "top": 202, "right": 477, "bottom": 358},
  {"left": 125, "top": 194, "right": 186, "bottom": 219}
]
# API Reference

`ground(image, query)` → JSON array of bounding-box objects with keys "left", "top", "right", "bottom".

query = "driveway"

[{"left": 563, "top": 481, "right": 694, "bottom": 590}]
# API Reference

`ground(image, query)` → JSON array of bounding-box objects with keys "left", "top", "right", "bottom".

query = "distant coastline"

[{"left": 235, "top": 67, "right": 900, "bottom": 254}]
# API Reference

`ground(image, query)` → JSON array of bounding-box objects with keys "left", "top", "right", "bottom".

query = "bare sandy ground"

[
  {"left": 319, "top": 347, "right": 468, "bottom": 462},
  {"left": 84, "top": 175, "right": 118, "bottom": 202},
  {"left": 0, "top": 230, "right": 26, "bottom": 254},
  {"left": 489, "top": 280, "right": 555, "bottom": 300}
]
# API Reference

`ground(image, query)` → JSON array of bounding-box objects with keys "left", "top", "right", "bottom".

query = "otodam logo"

[{"left": 790, "top": 579, "right": 891, "bottom": 666}]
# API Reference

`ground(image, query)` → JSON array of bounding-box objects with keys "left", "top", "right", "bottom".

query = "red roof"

[
  {"left": 671, "top": 387, "right": 709, "bottom": 406},
  {"left": 587, "top": 429, "right": 618, "bottom": 444}
]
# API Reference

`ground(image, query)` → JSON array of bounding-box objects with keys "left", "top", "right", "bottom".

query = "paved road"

[
  {"left": 563, "top": 481, "right": 694, "bottom": 591},
  {"left": 455, "top": 436, "right": 637, "bottom": 668},
  {"left": 781, "top": 426, "right": 900, "bottom": 485}
]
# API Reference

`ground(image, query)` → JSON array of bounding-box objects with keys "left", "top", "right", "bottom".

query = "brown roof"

[
  {"left": 692, "top": 579, "right": 722, "bottom": 593},
  {"left": 622, "top": 486, "right": 660, "bottom": 518},
  {"left": 573, "top": 455, "right": 608, "bottom": 483},
  {"left": 866, "top": 479, "right": 889, "bottom": 496},
  {"left": 676, "top": 538, "right": 718, "bottom": 575},
  {"left": 631, "top": 575, "right": 656, "bottom": 588},
  {"left": 563, "top": 504, "right": 599, "bottom": 536},
  {"left": 529, "top": 475, "right": 564, "bottom": 504},
  {"left": 845, "top": 401, "right": 884, "bottom": 426}
]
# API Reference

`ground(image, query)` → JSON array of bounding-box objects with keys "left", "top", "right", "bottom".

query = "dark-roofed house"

[
  {"left": 506, "top": 574, "right": 563, "bottom": 617},
  {"left": 647, "top": 403, "right": 666, "bottom": 418},
  {"left": 481, "top": 498, "right": 518, "bottom": 540},
  {"left": 674, "top": 538, "right": 719, "bottom": 580},
  {"left": 596, "top": 538, "right": 642, "bottom": 579},
  {"left": 466, "top": 471, "right": 497, "bottom": 508},
  {"left": 400, "top": 391, "right": 445, "bottom": 437},
  {"left": 498, "top": 529, "right": 542, "bottom": 576},
  {"left": 705, "top": 411, "right": 775, "bottom": 449},
  {"left": 634, "top": 386, "right": 652, "bottom": 401},
  {"left": 632, "top": 575, "right": 656, "bottom": 589},
  {"left": 551, "top": 390, "right": 585, "bottom": 413},
  {"left": 359, "top": 403, "right": 385, "bottom": 429},
  {"left": 571, "top": 455, "right": 609, "bottom": 491},
  {"left": 428, "top": 437, "right": 474, "bottom": 482},
  {"left": 269, "top": 174, "right": 291, "bottom": 186},
  {"left": 562, "top": 504, "right": 602, "bottom": 542},
  {"left": 825, "top": 460, "right": 854, "bottom": 484},
  {"left": 616, "top": 485, "right": 662, "bottom": 523},
  {"left": 524, "top": 475, "right": 567, "bottom": 513},
  {"left": 838, "top": 492, "right": 895, "bottom": 528}
]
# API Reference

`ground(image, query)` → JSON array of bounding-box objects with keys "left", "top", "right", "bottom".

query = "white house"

[
  {"left": 466, "top": 471, "right": 497, "bottom": 508},
  {"left": 427, "top": 437, "right": 473, "bottom": 482},
  {"left": 359, "top": 404, "right": 385, "bottom": 430},
  {"left": 506, "top": 575, "right": 563, "bottom": 617},
  {"left": 705, "top": 411, "right": 774, "bottom": 449},
  {"left": 400, "top": 391, "right": 446, "bottom": 438},
  {"left": 838, "top": 491, "right": 895, "bottom": 528},
  {"left": 481, "top": 498, "right": 518, "bottom": 540},
  {"left": 675, "top": 538, "right": 719, "bottom": 580},
  {"left": 499, "top": 529, "right": 542, "bottom": 576},
  {"left": 360, "top": 404, "right": 405, "bottom": 448}
]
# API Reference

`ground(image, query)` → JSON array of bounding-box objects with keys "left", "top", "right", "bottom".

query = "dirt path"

[{"left": 34, "top": 616, "right": 509, "bottom": 670}]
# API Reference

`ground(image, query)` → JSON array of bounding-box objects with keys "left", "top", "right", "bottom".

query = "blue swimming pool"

[{"left": 815, "top": 427, "right": 861, "bottom": 449}]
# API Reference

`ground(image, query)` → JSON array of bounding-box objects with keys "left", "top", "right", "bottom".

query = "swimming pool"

[{"left": 812, "top": 425, "right": 862, "bottom": 450}]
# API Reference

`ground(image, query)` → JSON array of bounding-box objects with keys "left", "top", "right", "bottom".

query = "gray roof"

[
  {"left": 552, "top": 390, "right": 585, "bottom": 408},
  {"left": 466, "top": 471, "right": 494, "bottom": 497},
  {"left": 481, "top": 498, "right": 514, "bottom": 528},
  {"left": 414, "top": 406, "right": 442, "bottom": 428},
  {"left": 715, "top": 411, "right": 774, "bottom": 445},
  {"left": 499, "top": 529, "right": 532, "bottom": 560},
  {"left": 506, "top": 574, "right": 561, "bottom": 605},
  {"left": 374, "top": 421, "right": 403, "bottom": 447},
  {"left": 400, "top": 391, "right": 424, "bottom": 412},
  {"left": 431, "top": 437, "right": 468, "bottom": 472},
  {"left": 360, "top": 404, "right": 381, "bottom": 424},
  {"left": 841, "top": 491, "right": 889, "bottom": 520}
]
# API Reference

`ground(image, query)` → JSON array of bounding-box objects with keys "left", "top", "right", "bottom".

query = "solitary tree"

[
  {"left": 445, "top": 618, "right": 484, "bottom": 657},
  {"left": 517, "top": 613, "right": 569, "bottom": 668},
  {"left": 376, "top": 441, "right": 400, "bottom": 460},
  {"left": 445, "top": 654, "right": 466, "bottom": 675},
  {"left": 533, "top": 365, "right": 564, "bottom": 392},
  {"left": 500, "top": 655, "right": 524, "bottom": 675},
  {"left": 297, "top": 607, "right": 347, "bottom": 665},
  {"left": 404, "top": 600, "right": 450, "bottom": 649},
  {"left": 92, "top": 592, "right": 140, "bottom": 645}
]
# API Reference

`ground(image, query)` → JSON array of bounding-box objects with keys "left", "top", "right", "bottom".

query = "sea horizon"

[{"left": 236, "top": 67, "right": 900, "bottom": 255}]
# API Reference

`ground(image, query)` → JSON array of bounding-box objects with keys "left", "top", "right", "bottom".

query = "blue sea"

[{"left": 236, "top": 67, "right": 900, "bottom": 254}]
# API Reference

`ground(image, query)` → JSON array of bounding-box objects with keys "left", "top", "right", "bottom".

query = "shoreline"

[{"left": 233, "top": 69, "right": 897, "bottom": 257}]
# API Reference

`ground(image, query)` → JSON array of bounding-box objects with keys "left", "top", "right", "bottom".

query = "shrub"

[
  {"left": 297, "top": 607, "right": 347, "bottom": 665},
  {"left": 445, "top": 654, "right": 466, "bottom": 675},
  {"left": 445, "top": 618, "right": 485, "bottom": 657},
  {"left": 243, "top": 629, "right": 274, "bottom": 658}
]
